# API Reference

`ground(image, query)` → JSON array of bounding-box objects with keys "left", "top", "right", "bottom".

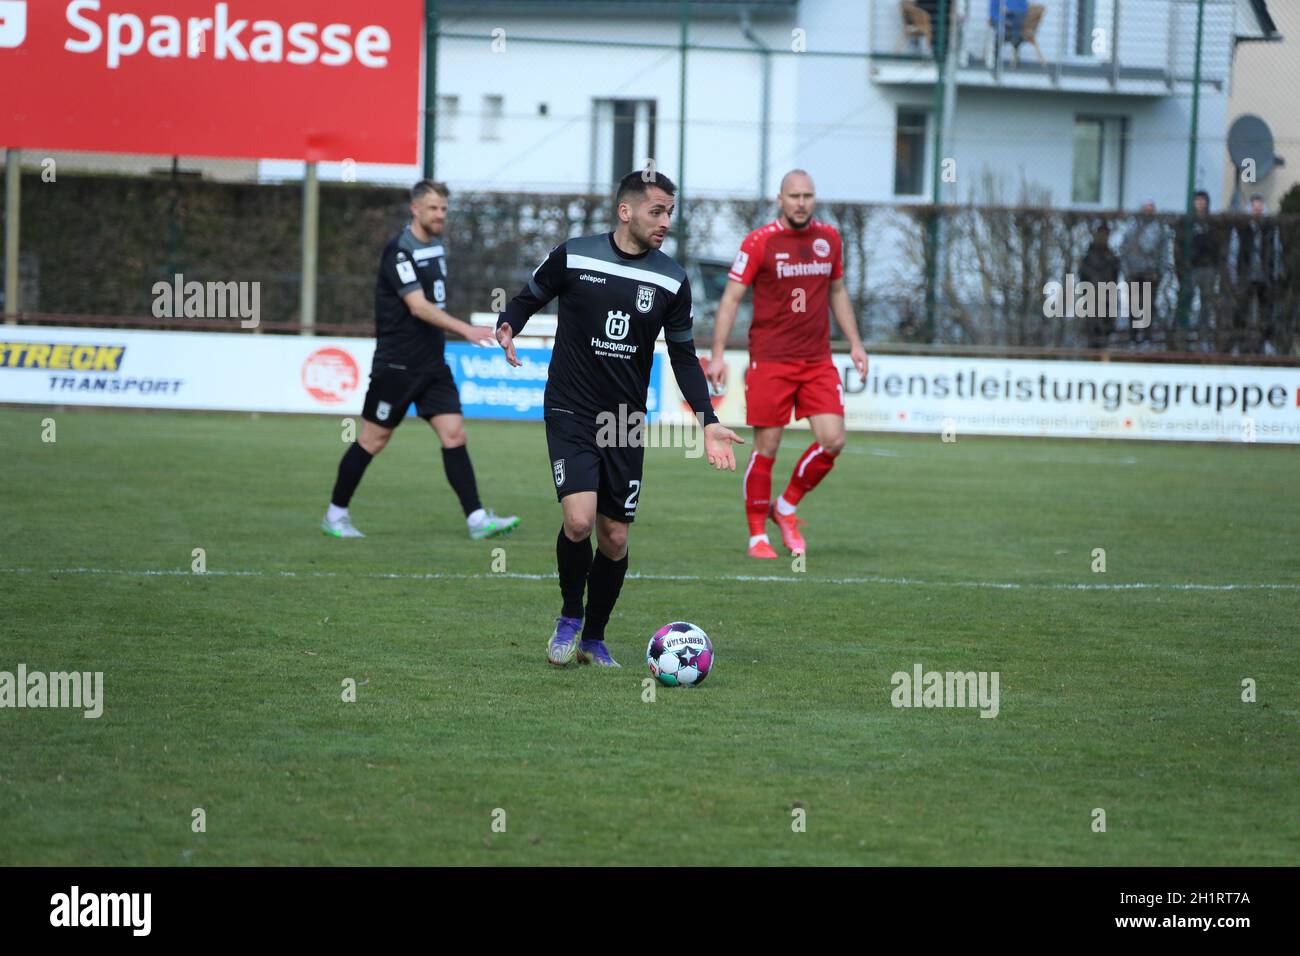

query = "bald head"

[{"left": 777, "top": 169, "right": 816, "bottom": 229}]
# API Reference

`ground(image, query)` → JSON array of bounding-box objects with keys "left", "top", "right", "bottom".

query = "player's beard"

[{"left": 629, "top": 220, "right": 664, "bottom": 252}]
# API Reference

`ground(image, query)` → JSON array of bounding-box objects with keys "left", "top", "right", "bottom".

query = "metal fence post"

[
  {"left": 3, "top": 149, "right": 19, "bottom": 323},
  {"left": 300, "top": 161, "right": 319, "bottom": 335}
]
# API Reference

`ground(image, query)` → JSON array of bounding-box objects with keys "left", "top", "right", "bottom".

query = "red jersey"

[{"left": 727, "top": 218, "right": 843, "bottom": 361}]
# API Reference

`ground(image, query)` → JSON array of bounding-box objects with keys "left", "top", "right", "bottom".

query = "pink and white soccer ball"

[{"left": 646, "top": 622, "right": 713, "bottom": 687}]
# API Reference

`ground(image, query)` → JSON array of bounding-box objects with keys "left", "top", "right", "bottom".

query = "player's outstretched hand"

[
  {"left": 495, "top": 323, "right": 520, "bottom": 367},
  {"left": 703, "top": 422, "right": 744, "bottom": 471}
]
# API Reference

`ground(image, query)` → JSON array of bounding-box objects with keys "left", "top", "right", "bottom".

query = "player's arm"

[
  {"left": 495, "top": 244, "right": 566, "bottom": 367},
  {"left": 709, "top": 235, "right": 761, "bottom": 389},
  {"left": 665, "top": 277, "right": 744, "bottom": 471},
  {"left": 401, "top": 291, "right": 494, "bottom": 345},
  {"left": 708, "top": 280, "right": 749, "bottom": 389},
  {"left": 829, "top": 278, "right": 868, "bottom": 380}
]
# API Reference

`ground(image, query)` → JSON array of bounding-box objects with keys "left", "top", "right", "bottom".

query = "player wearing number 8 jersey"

[
  {"left": 320, "top": 180, "right": 518, "bottom": 541},
  {"left": 706, "top": 170, "right": 869, "bottom": 559}
]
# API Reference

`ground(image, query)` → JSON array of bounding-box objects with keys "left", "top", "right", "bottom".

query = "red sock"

[
  {"left": 743, "top": 451, "right": 774, "bottom": 535},
  {"left": 781, "top": 442, "right": 837, "bottom": 507}
]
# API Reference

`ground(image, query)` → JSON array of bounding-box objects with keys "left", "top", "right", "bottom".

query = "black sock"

[
  {"left": 441, "top": 444, "right": 483, "bottom": 517},
  {"left": 331, "top": 442, "right": 374, "bottom": 508},
  {"left": 556, "top": 526, "right": 593, "bottom": 619},
  {"left": 583, "top": 550, "right": 628, "bottom": 642}
]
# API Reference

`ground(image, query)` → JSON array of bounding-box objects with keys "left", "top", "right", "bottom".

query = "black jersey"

[
  {"left": 373, "top": 225, "right": 449, "bottom": 371},
  {"left": 499, "top": 233, "right": 698, "bottom": 420}
]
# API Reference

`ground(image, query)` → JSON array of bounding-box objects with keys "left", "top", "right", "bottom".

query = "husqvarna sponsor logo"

[
  {"left": 592, "top": 311, "right": 637, "bottom": 359},
  {"left": 605, "top": 310, "right": 630, "bottom": 340}
]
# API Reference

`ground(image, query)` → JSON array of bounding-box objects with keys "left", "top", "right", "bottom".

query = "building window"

[
  {"left": 481, "top": 95, "right": 504, "bottom": 141},
  {"left": 1071, "top": 115, "right": 1127, "bottom": 207},
  {"left": 894, "top": 108, "right": 928, "bottom": 197},
  {"left": 1076, "top": 0, "right": 1097, "bottom": 55},
  {"left": 1072, "top": 117, "right": 1104, "bottom": 204},
  {"left": 591, "top": 99, "right": 657, "bottom": 190},
  {"left": 436, "top": 95, "right": 459, "bottom": 141}
]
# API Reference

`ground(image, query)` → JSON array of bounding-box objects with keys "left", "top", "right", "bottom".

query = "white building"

[{"left": 395, "top": 0, "right": 1260, "bottom": 214}]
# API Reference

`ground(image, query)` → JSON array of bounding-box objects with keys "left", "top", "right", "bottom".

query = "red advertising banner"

[{"left": 0, "top": 0, "right": 422, "bottom": 162}]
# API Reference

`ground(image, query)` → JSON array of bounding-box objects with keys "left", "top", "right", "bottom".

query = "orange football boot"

[{"left": 769, "top": 506, "right": 807, "bottom": 556}]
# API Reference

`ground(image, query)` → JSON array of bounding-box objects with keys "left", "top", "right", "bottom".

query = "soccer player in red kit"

[{"left": 707, "top": 170, "right": 868, "bottom": 559}]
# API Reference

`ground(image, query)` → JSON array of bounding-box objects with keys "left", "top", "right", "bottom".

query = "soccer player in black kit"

[
  {"left": 495, "top": 171, "right": 743, "bottom": 667},
  {"left": 322, "top": 180, "right": 519, "bottom": 540}
]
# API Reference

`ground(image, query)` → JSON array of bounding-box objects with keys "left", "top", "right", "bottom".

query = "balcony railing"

[{"left": 870, "top": 0, "right": 1231, "bottom": 93}]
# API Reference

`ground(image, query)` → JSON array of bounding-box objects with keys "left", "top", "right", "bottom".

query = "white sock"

[
  {"left": 467, "top": 508, "right": 487, "bottom": 527},
  {"left": 775, "top": 495, "right": 797, "bottom": 516},
  {"left": 327, "top": 504, "right": 348, "bottom": 522},
  {"left": 749, "top": 534, "right": 770, "bottom": 548}
]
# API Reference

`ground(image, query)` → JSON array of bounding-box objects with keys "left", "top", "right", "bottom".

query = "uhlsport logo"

[
  {"left": 301, "top": 348, "right": 359, "bottom": 405},
  {"left": 635, "top": 284, "right": 655, "bottom": 314},
  {"left": 605, "top": 310, "right": 630, "bottom": 340},
  {"left": 0, "top": 1, "right": 27, "bottom": 48}
]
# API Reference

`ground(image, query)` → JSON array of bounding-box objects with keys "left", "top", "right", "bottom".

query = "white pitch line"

[{"left": 1, "top": 567, "right": 1296, "bottom": 592}]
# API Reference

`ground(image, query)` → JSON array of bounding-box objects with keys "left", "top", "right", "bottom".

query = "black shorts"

[
  {"left": 361, "top": 362, "right": 461, "bottom": 427},
  {"left": 545, "top": 408, "right": 644, "bottom": 524}
]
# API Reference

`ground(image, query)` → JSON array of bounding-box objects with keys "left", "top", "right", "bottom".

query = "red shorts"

[{"left": 744, "top": 358, "right": 844, "bottom": 427}]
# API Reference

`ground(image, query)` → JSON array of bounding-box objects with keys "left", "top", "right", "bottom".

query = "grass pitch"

[{"left": 1, "top": 407, "right": 1296, "bottom": 865}]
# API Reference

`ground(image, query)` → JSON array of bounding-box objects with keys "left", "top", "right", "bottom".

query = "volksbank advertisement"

[{"left": 1, "top": 326, "right": 1297, "bottom": 443}]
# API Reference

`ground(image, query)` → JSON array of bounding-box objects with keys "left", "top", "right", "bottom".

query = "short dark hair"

[
  {"left": 412, "top": 180, "right": 449, "bottom": 202},
  {"left": 1194, "top": 189, "right": 1210, "bottom": 202},
  {"left": 615, "top": 169, "right": 677, "bottom": 209}
]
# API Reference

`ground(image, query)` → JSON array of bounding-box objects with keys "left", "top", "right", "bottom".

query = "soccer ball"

[{"left": 646, "top": 622, "right": 713, "bottom": 687}]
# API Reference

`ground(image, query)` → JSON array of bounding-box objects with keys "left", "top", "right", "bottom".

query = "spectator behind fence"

[
  {"left": 1227, "top": 194, "right": 1285, "bottom": 355},
  {"left": 1174, "top": 190, "right": 1221, "bottom": 352},
  {"left": 1119, "top": 201, "right": 1167, "bottom": 346},
  {"left": 1079, "top": 223, "right": 1119, "bottom": 349}
]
